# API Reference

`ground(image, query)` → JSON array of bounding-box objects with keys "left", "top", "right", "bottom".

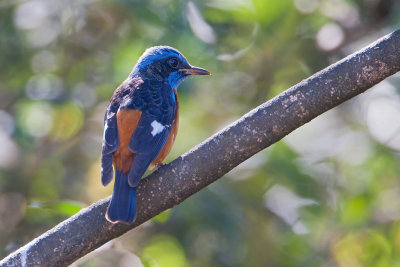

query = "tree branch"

[{"left": 2, "top": 29, "right": 400, "bottom": 267}]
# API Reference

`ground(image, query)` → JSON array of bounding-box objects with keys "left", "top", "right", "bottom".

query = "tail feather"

[{"left": 106, "top": 170, "right": 137, "bottom": 224}]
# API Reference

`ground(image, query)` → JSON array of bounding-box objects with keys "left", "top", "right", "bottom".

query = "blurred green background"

[{"left": 1, "top": 0, "right": 400, "bottom": 266}]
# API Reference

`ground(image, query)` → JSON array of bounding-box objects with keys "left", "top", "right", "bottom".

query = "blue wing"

[
  {"left": 126, "top": 111, "right": 174, "bottom": 187},
  {"left": 101, "top": 109, "right": 119, "bottom": 186},
  {"left": 101, "top": 76, "right": 176, "bottom": 188}
]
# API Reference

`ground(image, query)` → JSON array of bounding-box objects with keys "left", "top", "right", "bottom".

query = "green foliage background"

[{"left": 1, "top": 0, "right": 400, "bottom": 266}]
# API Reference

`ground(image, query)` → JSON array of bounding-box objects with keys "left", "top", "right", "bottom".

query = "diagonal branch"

[{"left": 2, "top": 29, "right": 400, "bottom": 267}]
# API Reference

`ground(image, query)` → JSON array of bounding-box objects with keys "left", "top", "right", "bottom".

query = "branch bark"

[{"left": 2, "top": 29, "right": 400, "bottom": 267}]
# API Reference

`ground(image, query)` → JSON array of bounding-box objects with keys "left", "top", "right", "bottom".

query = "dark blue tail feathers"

[{"left": 106, "top": 170, "right": 137, "bottom": 224}]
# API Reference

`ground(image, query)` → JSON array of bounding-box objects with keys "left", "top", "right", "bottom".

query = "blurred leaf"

[
  {"left": 151, "top": 209, "right": 172, "bottom": 224},
  {"left": 24, "top": 206, "right": 60, "bottom": 225},
  {"left": 42, "top": 200, "right": 84, "bottom": 216},
  {"left": 340, "top": 196, "right": 370, "bottom": 226},
  {"left": 50, "top": 103, "right": 83, "bottom": 141},
  {"left": 140, "top": 235, "right": 187, "bottom": 267},
  {"left": 333, "top": 231, "right": 391, "bottom": 267},
  {"left": 27, "top": 200, "right": 84, "bottom": 217},
  {"left": 252, "top": 0, "right": 294, "bottom": 25}
]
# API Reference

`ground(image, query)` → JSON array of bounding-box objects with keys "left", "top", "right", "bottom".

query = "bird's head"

[{"left": 131, "top": 46, "right": 210, "bottom": 88}]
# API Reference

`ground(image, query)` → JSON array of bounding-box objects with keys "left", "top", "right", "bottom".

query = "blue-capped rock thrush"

[{"left": 101, "top": 46, "right": 210, "bottom": 224}]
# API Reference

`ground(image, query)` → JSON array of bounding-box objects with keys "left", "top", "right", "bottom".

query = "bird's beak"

[{"left": 180, "top": 66, "right": 210, "bottom": 75}]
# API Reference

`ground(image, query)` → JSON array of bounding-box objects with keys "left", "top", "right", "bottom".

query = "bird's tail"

[{"left": 106, "top": 169, "right": 137, "bottom": 224}]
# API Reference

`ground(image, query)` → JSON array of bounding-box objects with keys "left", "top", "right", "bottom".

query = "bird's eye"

[{"left": 168, "top": 58, "right": 179, "bottom": 68}]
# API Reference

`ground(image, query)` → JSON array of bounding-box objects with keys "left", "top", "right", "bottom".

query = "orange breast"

[{"left": 113, "top": 109, "right": 142, "bottom": 173}]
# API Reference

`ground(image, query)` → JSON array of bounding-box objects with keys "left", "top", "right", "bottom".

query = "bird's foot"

[{"left": 155, "top": 162, "right": 165, "bottom": 169}]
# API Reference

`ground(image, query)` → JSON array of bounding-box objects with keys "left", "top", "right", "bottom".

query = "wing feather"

[
  {"left": 101, "top": 110, "right": 119, "bottom": 186},
  {"left": 127, "top": 112, "right": 173, "bottom": 187}
]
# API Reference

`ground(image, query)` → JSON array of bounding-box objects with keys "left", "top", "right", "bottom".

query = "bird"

[{"left": 101, "top": 46, "right": 210, "bottom": 224}]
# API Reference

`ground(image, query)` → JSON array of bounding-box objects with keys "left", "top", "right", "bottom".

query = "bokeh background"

[{"left": 1, "top": 0, "right": 400, "bottom": 266}]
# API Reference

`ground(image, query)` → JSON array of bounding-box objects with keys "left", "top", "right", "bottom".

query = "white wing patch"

[{"left": 151, "top": 120, "right": 165, "bottom": 136}]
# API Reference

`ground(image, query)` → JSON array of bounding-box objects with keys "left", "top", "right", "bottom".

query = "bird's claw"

[{"left": 155, "top": 162, "right": 165, "bottom": 168}]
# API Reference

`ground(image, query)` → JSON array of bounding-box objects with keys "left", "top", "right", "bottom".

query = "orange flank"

[
  {"left": 113, "top": 109, "right": 141, "bottom": 173},
  {"left": 151, "top": 89, "right": 179, "bottom": 167}
]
